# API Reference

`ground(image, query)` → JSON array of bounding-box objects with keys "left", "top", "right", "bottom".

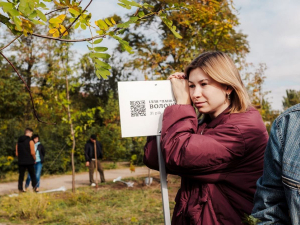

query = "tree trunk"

[{"left": 65, "top": 73, "right": 76, "bottom": 193}]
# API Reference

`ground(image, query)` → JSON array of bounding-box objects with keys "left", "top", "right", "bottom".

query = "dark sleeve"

[
  {"left": 40, "top": 144, "right": 45, "bottom": 157},
  {"left": 144, "top": 136, "right": 159, "bottom": 171},
  {"left": 160, "top": 105, "right": 245, "bottom": 175},
  {"left": 84, "top": 143, "right": 90, "bottom": 162},
  {"left": 99, "top": 141, "right": 103, "bottom": 159}
]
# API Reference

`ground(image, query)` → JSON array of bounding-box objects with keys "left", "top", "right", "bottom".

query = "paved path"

[{"left": 0, "top": 167, "right": 158, "bottom": 195}]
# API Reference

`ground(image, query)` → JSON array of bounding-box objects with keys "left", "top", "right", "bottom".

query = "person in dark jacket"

[
  {"left": 85, "top": 134, "right": 105, "bottom": 186},
  {"left": 25, "top": 134, "right": 45, "bottom": 192},
  {"left": 16, "top": 128, "right": 37, "bottom": 192},
  {"left": 144, "top": 52, "right": 268, "bottom": 224}
]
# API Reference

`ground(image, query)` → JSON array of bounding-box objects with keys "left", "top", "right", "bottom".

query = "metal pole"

[
  {"left": 156, "top": 135, "right": 171, "bottom": 225},
  {"left": 94, "top": 141, "right": 98, "bottom": 189}
]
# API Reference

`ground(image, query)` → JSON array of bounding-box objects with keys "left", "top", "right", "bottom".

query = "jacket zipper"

[
  {"left": 282, "top": 176, "right": 300, "bottom": 194},
  {"left": 200, "top": 124, "right": 207, "bottom": 135}
]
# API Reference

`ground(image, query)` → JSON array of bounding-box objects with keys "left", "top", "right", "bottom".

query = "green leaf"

[
  {"left": 49, "top": 17, "right": 61, "bottom": 24},
  {"left": 36, "top": 9, "right": 47, "bottom": 22},
  {"left": 160, "top": 16, "right": 182, "bottom": 39},
  {"left": 28, "top": 10, "right": 37, "bottom": 20},
  {"left": 119, "top": 0, "right": 141, "bottom": 7},
  {"left": 118, "top": 3, "right": 131, "bottom": 9},
  {"left": 74, "top": 22, "right": 80, "bottom": 29},
  {"left": 38, "top": 2, "right": 47, "bottom": 9},
  {"left": 90, "top": 53, "right": 111, "bottom": 60},
  {"left": 97, "top": 19, "right": 109, "bottom": 31},
  {"left": 94, "top": 59, "right": 111, "bottom": 69},
  {"left": 93, "top": 38, "right": 103, "bottom": 44},
  {"left": 138, "top": 11, "right": 145, "bottom": 17},
  {"left": 94, "top": 47, "right": 108, "bottom": 52},
  {"left": 69, "top": 8, "right": 80, "bottom": 16},
  {"left": 96, "top": 68, "right": 110, "bottom": 79},
  {"left": 80, "top": 23, "right": 86, "bottom": 30},
  {"left": 130, "top": 16, "right": 139, "bottom": 22},
  {"left": 9, "top": 8, "right": 20, "bottom": 17},
  {"left": 31, "top": 19, "right": 44, "bottom": 25}
]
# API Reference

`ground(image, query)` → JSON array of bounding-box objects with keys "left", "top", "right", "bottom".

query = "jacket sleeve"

[
  {"left": 84, "top": 143, "right": 90, "bottom": 162},
  {"left": 40, "top": 144, "right": 45, "bottom": 157},
  {"left": 251, "top": 120, "right": 291, "bottom": 224},
  {"left": 159, "top": 105, "right": 246, "bottom": 175},
  {"left": 144, "top": 136, "right": 159, "bottom": 171}
]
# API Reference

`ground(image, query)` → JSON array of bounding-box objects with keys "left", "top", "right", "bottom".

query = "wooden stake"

[{"left": 94, "top": 141, "right": 98, "bottom": 189}]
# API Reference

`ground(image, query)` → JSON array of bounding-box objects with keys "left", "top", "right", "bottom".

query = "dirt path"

[{"left": 0, "top": 167, "right": 158, "bottom": 195}]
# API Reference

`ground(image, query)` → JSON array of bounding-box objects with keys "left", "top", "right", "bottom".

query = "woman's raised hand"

[{"left": 168, "top": 72, "right": 191, "bottom": 105}]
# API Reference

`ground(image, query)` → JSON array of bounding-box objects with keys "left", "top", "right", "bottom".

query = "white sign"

[{"left": 118, "top": 80, "right": 176, "bottom": 138}]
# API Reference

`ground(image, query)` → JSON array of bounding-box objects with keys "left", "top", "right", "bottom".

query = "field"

[{"left": 0, "top": 175, "right": 180, "bottom": 225}]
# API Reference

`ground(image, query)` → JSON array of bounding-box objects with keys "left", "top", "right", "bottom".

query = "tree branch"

[
  {"left": 60, "top": 0, "right": 93, "bottom": 37},
  {"left": 0, "top": 34, "right": 22, "bottom": 51},
  {"left": 31, "top": 33, "right": 104, "bottom": 42},
  {"left": 0, "top": 52, "right": 56, "bottom": 125},
  {"left": 45, "top": 7, "right": 69, "bottom": 16}
]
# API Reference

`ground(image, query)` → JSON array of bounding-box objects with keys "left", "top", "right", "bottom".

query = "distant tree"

[
  {"left": 282, "top": 89, "right": 300, "bottom": 110},
  {"left": 123, "top": 0, "right": 249, "bottom": 79}
]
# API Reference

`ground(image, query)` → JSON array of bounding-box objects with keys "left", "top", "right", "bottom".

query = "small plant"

[
  {"left": 243, "top": 214, "right": 260, "bottom": 225},
  {"left": 129, "top": 154, "right": 137, "bottom": 173}
]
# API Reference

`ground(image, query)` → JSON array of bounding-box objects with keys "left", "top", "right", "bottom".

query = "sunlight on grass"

[{"left": 0, "top": 175, "right": 180, "bottom": 225}]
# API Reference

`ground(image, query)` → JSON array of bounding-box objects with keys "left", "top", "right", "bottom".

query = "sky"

[
  {"left": 1, "top": 0, "right": 300, "bottom": 111},
  {"left": 234, "top": 0, "right": 300, "bottom": 110}
]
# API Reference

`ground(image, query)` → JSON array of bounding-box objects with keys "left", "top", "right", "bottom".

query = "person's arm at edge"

[
  {"left": 251, "top": 119, "right": 290, "bottom": 224},
  {"left": 84, "top": 143, "right": 90, "bottom": 166},
  {"left": 15, "top": 144, "right": 18, "bottom": 157}
]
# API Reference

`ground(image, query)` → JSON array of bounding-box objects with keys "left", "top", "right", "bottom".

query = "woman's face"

[{"left": 188, "top": 68, "right": 231, "bottom": 119}]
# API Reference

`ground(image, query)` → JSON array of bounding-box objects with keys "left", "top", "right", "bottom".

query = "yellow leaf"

[
  {"left": 49, "top": 28, "right": 57, "bottom": 34},
  {"left": 111, "top": 18, "right": 116, "bottom": 25},
  {"left": 57, "top": 14, "right": 66, "bottom": 22},
  {"left": 54, "top": 0, "right": 65, "bottom": 7},
  {"left": 52, "top": 30, "right": 60, "bottom": 38},
  {"left": 59, "top": 25, "right": 68, "bottom": 36}
]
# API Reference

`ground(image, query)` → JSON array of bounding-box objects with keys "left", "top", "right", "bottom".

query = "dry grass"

[{"left": 0, "top": 175, "right": 181, "bottom": 225}]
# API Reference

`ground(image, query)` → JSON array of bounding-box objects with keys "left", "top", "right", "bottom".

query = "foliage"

[
  {"left": 0, "top": 156, "right": 14, "bottom": 179},
  {"left": 0, "top": 0, "right": 183, "bottom": 79},
  {"left": 123, "top": 0, "right": 249, "bottom": 79},
  {"left": 282, "top": 89, "right": 300, "bottom": 110}
]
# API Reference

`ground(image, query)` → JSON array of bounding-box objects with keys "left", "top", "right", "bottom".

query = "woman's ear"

[{"left": 226, "top": 86, "right": 233, "bottom": 94}]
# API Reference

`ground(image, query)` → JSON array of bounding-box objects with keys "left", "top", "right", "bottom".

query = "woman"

[
  {"left": 25, "top": 134, "right": 45, "bottom": 192},
  {"left": 144, "top": 51, "right": 268, "bottom": 224}
]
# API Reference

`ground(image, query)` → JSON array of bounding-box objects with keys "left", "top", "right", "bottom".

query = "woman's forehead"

[{"left": 189, "top": 68, "right": 210, "bottom": 81}]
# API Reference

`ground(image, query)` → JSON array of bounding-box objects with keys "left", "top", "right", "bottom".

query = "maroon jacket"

[{"left": 144, "top": 105, "right": 268, "bottom": 225}]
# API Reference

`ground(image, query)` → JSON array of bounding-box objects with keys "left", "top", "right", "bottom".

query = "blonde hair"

[{"left": 185, "top": 51, "right": 251, "bottom": 113}]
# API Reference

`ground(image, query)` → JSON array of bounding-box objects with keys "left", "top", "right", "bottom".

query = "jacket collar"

[{"left": 205, "top": 106, "right": 231, "bottom": 128}]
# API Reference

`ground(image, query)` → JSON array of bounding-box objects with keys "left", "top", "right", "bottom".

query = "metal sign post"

[
  {"left": 118, "top": 81, "right": 175, "bottom": 225},
  {"left": 156, "top": 135, "right": 171, "bottom": 225}
]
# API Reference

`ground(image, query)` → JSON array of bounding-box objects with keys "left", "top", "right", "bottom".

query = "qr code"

[{"left": 130, "top": 100, "right": 146, "bottom": 117}]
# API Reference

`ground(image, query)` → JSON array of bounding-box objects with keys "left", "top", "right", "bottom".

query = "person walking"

[
  {"left": 85, "top": 134, "right": 105, "bottom": 186},
  {"left": 25, "top": 134, "right": 45, "bottom": 192},
  {"left": 16, "top": 128, "right": 37, "bottom": 192},
  {"left": 144, "top": 51, "right": 268, "bottom": 224},
  {"left": 252, "top": 103, "right": 300, "bottom": 224}
]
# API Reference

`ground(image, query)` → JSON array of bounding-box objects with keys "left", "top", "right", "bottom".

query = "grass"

[
  {"left": 0, "top": 161, "right": 130, "bottom": 183},
  {"left": 0, "top": 175, "right": 180, "bottom": 225}
]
